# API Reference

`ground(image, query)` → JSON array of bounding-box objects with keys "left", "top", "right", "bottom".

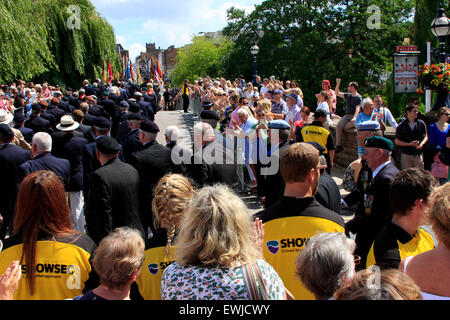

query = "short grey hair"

[
  {"left": 165, "top": 125, "right": 181, "bottom": 142},
  {"left": 362, "top": 97, "right": 373, "bottom": 109},
  {"left": 237, "top": 108, "right": 249, "bottom": 117},
  {"left": 295, "top": 232, "right": 356, "bottom": 300},
  {"left": 33, "top": 132, "right": 52, "bottom": 153}
]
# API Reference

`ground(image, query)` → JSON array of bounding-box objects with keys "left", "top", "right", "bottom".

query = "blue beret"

[
  {"left": 268, "top": 119, "right": 290, "bottom": 130},
  {"left": 96, "top": 136, "right": 120, "bottom": 154},
  {"left": 200, "top": 110, "right": 220, "bottom": 121},
  {"left": 13, "top": 112, "right": 25, "bottom": 123},
  {"left": 119, "top": 101, "right": 129, "bottom": 109},
  {"left": 0, "top": 124, "right": 14, "bottom": 141},
  {"left": 128, "top": 113, "right": 143, "bottom": 121},
  {"left": 357, "top": 120, "right": 380, "bottom": 131},
  {"left": 140, "top": 120, "right": 160, "bottom": 133},
  {"left": 364, "top": 136, "right": 394, "bottom": 151},
  {"left": 94, "top": 117, "right": 112, "bottom": 129}
]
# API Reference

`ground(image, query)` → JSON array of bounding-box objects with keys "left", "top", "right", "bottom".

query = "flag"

[
  {"left": 136, "top": 59, "right": 142, "bottom": 84},
  {"left": 107, "top": 60, "right": 113, "bottom": 84},
  {"left": 156, "top": 59, "right": 162, "bottom": 79},
  {"left": 130, "top": 60, "right": 135, "bottom": 84},
  {"left": 126, "top": 59, "right": 131, "bottom": 81},
  {"left": 102, "top": 60, "right": 107, "bottom": 83},
  {"left": 150, "top": 56, "right": 156, "bottom": 79}
]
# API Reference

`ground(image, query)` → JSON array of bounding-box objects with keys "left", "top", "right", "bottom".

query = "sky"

[{"left": 90, "top": 0, "right": 264, "bottom": 61}]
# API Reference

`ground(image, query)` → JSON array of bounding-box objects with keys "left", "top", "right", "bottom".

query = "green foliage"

[
  {"left": 172, "top": 36, "right": 234, "bottom": 86},
  {"left": 0, "top": 0, "right": 120, "bottom": 88}
]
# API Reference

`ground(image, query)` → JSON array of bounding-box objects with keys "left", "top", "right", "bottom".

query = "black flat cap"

[
  {"left": 200, "top": 110, "right": 220, "bottom": 121},
  {"left": 93, "top": 117, "right": 112, "bottom": 129},
  {"left": 119, "top": 101, "right": 129, "bottom": 109},
  {"left": 31, "top": 104, "right": 42, "bottom": 112},
  {"left": 0, "top": 124, "right": 14, "bottom": 141},
  {"left": 140, "top": 120, "right": 160, "bottom": 133},
  {"left": 202, "top": 100, "right": 214, "bottom": 109},
  {"left": 96, "top": 136, "right": 121, "bottom": 154}
]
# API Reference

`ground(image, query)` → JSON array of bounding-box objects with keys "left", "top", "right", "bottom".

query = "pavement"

[{"left": 154, "top": 110, "right": 355, "bottom": 221}]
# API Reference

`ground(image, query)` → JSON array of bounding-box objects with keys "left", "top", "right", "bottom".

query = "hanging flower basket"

[{"left": 417, "top": 63, "right": 450, "bottom": 93}]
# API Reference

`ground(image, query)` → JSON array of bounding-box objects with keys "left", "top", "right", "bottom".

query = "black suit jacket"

[
  {"left": 18, "top": 152, "right": 71, "bottom": 187},
  {"left": 120, "top": 128, "right": 143, "bottom": 163},
  {"left": 0, "top": 143, "right": 31, "bottom": 238},
  {"left": 25, "top": 115, "right": 53, "bottom": 134},
  {"left": 129, "top": 141, "right": 173, "bottom": 237},
  {"left": 86, "top": 158, "right": 144, "bottom": 244},
  {"left": 51, "top": 132, "right": 88, "bottom": 191},
  {"left": 138, "top": 100, "right": 154, "bottom": 121},
  {"left": 76, "top": 123, "right": 95, "bottom": 143},
  {"left": 16, "top": 126, "right": 34, "bottom": 143}
]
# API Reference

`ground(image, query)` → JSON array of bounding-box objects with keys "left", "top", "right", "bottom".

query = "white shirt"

[{"left": 316, "top": 101, "right": 332, "bottom": 126}]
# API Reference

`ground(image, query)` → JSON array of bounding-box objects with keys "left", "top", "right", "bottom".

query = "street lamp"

[
  {"left": 250, "top": 44, "right": 260, "bottom": 84},
  {"left": 431, "top": 8, "right": 450, "bottom": 63}
]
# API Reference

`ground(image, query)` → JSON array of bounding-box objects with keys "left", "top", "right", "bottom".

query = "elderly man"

[
  {"left": 284, "top": 93, "right": 302, "bottom": 126},
  {"left": 345, "top": 136, "right": 400, "bottom": 269},
  {"left": 271, "top": 89, "right": 288, "bottom": 119}
]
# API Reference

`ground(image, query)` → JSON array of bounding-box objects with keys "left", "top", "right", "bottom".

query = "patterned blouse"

[{"left": 160, "top": 259, "right": 285, "bottom": 300}]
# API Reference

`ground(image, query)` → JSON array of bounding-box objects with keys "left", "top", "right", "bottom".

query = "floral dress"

[{"left": 160, "top": 259, "right": 285, "bottom": 300}]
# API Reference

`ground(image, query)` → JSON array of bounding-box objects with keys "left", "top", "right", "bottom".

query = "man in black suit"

[
  {"left": 0, "top": 124, "right": 31, "bottom": 239},
  {"left": 115, "top": 100, "right": 132, "bottom": 141},
  {"left": 46, "top": 97, "right": 65, "bottom": 125},
  {"left": 73, "top": 109, "right": 95, "bottom": 142},
  {"left": 135, "top": 92, "right": 154, "bottom": 121},
  {"left": 129, "top": 120, "right": 173, "bottom": 240},
  {"left": 25, "top": 104, "right": 53, "bottom": 134},
  {"left": 18, "top": 132, "right": 71, "bottom": 187},
  {"left": 85, "top": 136, "right": 144, "bottom": 244},
  {"left": 54, "top": 91, "right": 73, "bottom": 114},
  {"left": 98, "top": 91, "right": 118, "bottom": 125},
  {"left": 142, "top": 86, "right": 158, "bottom": 115},
  {"left": 65, "top": 88, "right": 80, "bottom": 110},
  {"left": 345, "top": 136, "right": 400, "bottom": 269},
  {"left": 120, "top": 113, "right": 143, "bottom": 163},
  {"left": 79, "top": 102, "right": 97, "bottom": 127},
  {"left": 13, "top": 112, "right": 33, "bottom": 143},
  {"left": 51, "top": 115, "right": 89, "bottom": 232}
]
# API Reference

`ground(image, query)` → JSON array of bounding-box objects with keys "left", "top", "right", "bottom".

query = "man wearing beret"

[
  {"left": 260, "top": 119, "right": 291, "bottom": 209},
  {"left": 13, "top": 112, "right": 33, "bottom": 144},
  {"left": 128, "top": 120, "right": 174, "bottom": 240},
  {"left": 135, "top": 91, "right": 154, "bottom": 121},
  {"left": 85, "top": 136, "right": 144, "bottom": 245},
  {"left": 120, "top": 113, "right": 144, "bottom": 163},
  {"left": 345, "top": 135, "right": 400, "bottom": 269},
  {"left": 98, "top": 90, "right": 118, "bottom": 124},
  {"left": 0, "top": 124, "right": 31, "bottom": 240},
  {"left": 25, "top": 104, "right": 53, "bottom": 134}
]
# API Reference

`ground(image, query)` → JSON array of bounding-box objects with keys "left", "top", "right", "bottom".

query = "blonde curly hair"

[{"left": 152, "top": 174, "right": 194, "bottom": 257}]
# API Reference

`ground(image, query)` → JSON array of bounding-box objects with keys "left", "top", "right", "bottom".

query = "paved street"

[{"left": 154, "top": 110, "right": 355, "bottom": 220}]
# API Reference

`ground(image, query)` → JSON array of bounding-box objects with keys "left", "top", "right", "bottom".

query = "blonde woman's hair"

[
  {"left": 334, "top": 268, "right": 422, "bottom": 300},
  {"left": 257, "top": 98, "right": 272, "bottom": 113},
  {"left": 152, "top": 174, "right": 194, "bottom": 257},
  {"left": 92, "top": 227, "right": 145, "bottom": 290},
  {"left": 175, "top": 184, "right": 260, "bottom": 267},
  {"left": 427, "top": 183, "right": 450, "bottom": 249}
]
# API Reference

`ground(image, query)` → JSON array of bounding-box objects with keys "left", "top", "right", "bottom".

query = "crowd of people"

[{"left": 0, "top": 74, "right": 448, "bottom": 301}]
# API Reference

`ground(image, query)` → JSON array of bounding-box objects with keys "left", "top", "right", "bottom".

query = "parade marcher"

[
  {"left": 85, "top": 136, "right": 144, "bottom": 245},
  {"left": 128, "top": 120, "right": 174, "bottom": 240},
  {"left": 73, "top": 109, "right": 95, "bottom": 143},
  {"left": 254, "top": 142, "right": 345, "bottom": 300},
  {"left": 74, "top": 227, "right": 145, "bottom": 300},
  {"left": 334, "top": 78, "right": 362, "bottom": 153},
  {"left": 12, "top": 112, "right": 33, "bottom": 143},
  {"left": 51, "top": 115, "right": 88, "bottom": 232},
  {"left": 366, "top": 168, "right": 436, "bottom": 270},
  {"left": 400, "top": 183, "right": 450, "bottom": 300},
  {"left": 395, "top": 104, "right": 428, "bottom": 170},
  {"left": 18, "top": 132, "right": 70, "bottom": 188},
  {"left": 260, "top": 119, "right": 291, "bottom": 209},
  {"left": 24, "top": 104, "right": 53, "bottom": 134},
  {"left": 120, "top": 113, "right": 144, "bottom": 163},
  {"left": 161, "top": 185, "right": 286, "bottom": 300},
  {"left": 0, "top": 170, "right": 98, "bottom": 300},
  {"left": 0, "top": 124, "right": 31, "bottom": 240},
  {"left": 135, "top": 91, "right": 154, "bottom": 121},
  {"left": 345, "top": 136, "right": 400, "bottom": 269},
  {"left": 136, "top": 174, "right": 194, "bottom": 300}
]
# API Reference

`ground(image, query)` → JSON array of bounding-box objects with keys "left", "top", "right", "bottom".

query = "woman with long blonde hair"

[
  {"left": 135, "top": 174, "right": 194, "bottom": 300},
  {"left": 161, "top": 184, "right": 286, "bottom": 300}
]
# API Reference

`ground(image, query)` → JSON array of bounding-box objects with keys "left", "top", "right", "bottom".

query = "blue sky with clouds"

[{"left": 90, "top": 0, "right": 263, "bottom": 61}]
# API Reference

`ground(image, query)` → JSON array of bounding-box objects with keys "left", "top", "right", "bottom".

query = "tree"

[
  {"left": 172, "top": 36, "right": 233, "bottom": 86},
  {"left": 0, "top": 0, "right": 120, "bottom": 88}
]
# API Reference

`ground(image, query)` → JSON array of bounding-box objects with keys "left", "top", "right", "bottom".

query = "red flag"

[
  {"left": 156, "top": 59, "right": 162, "bottom": 78},
  {"left": 107, "top": 60, "right": 113, "bottom": 84}
]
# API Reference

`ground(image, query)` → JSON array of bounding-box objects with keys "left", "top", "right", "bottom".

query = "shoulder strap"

[{"left": 242, "top": 262, "right": 270, "bottom": 300}]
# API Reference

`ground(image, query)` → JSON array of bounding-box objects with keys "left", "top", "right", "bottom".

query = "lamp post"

[
  {"left": 250, "top": 44, "right": 259, "bottom": 85},
  {"left": 431, "top": 8, "right": 450, "bottom": 111},
  {"left": 431, "top": 8, "right": 450, "bottom": 63}
]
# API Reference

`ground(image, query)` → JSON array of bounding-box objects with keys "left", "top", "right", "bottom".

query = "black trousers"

[{"left": 182, "top": 95, "right": 189, "bottom": 113}]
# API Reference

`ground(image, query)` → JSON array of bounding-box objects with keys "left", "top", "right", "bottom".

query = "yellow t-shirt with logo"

[
  {"left": 256, "top": 197, "right": 345, "bottom": 300},
  {"left": 0, "top": 233, "right": 96, "bottom": 300}
]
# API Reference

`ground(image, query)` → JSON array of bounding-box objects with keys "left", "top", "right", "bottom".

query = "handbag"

[
  {"left": 242, "top": 262, "right": 269, "bottom": 300},
  {"left": 431, "top": 153, "right": 449, "bottom": 178}
]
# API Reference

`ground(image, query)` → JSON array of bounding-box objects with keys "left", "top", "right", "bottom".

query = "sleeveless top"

[{"left": 403, "top": 256, "right": 450, "bottom": 300}]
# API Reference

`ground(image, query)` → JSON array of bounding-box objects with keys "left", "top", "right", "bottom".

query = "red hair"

[{"left": 13, "top": 170, "right": 76, "bottom": 295}]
